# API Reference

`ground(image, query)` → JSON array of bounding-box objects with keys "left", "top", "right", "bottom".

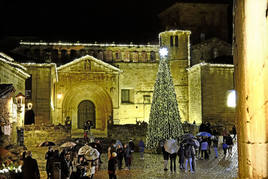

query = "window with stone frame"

[
  {"left": 170, "top": 36, "right": 174, "bottom": 47},
  {"left": 143, "top": 95, "right": 151, "bottom": 104},
  {"left": 175, "top": 36, "right": 179, "bottom": 47},
  {"left": 121, "top": 89, "right": 134, "bottom": 103}
]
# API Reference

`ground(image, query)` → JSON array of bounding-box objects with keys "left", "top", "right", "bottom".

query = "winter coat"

[
  {"left": 22, "top": 156, "right": 40, "bottom": 179},
  {"left": 178, "top": 145, "right": 185, "bottom": 163},
  {"left": 225, "top": 136, "right": 233, "bottom": 146},
  {"left": 184, "top": 144, "right": 194, "bottom": 159},
  {"left": 108, "top": 157, "right": 117, "bottom": 174},
  {"left": 138, "top": 140, "right": 145, "bottom": 152},
  {"left": 200, "top": 141, "right": 208, "bottom": 150}
]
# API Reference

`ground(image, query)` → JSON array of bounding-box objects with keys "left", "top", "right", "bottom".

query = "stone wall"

[
  {"left": 14, "top": 42, "right": 160, "bottom": 65},
  {"left": 201, "top": 63, "right": 235, "bottom": 129},
  {"left": 23, "top": 125, "right": 71, "bottom": 147},
  {"left": 188, "top": 65, "right": 202, "bottom": 124},
  {"left": 191, "top": 38, "right": 232, "bottom": 66},
  {"left": 23, "top": 64, "right": 56, "bottom": 125}
]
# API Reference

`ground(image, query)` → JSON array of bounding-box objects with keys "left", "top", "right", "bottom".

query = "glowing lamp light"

[
  {"left": 227, "top": 90, "right": 236, "bottom": 108},
  {"left": 57, "top": 94, "right": 63, "bottom": 99},
  {"left": 159, "top": 47, "right": 168, "bottom": 58}
]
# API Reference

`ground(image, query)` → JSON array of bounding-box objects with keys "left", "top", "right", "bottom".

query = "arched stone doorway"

[
  {"left": 61, "top": 84, "right": 113, "bottom": 137},
  {"left": 78, "top": 100, "right": 96, "bottom": 129}
]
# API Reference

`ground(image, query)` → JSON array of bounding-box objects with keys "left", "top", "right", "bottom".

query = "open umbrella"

[
  {"left": 38, "top": 141, "right": 55, "bottom": 147},
  {"left": 197, "top": 131, "right": 212, "bottom": 137},
  {"left": 164, "top": 139, "right": 179, "bottom": 154},
  {"left": 78, "top": 145, "right": 92, "bottom": 155},
  {"left": 60, "top": 141, "right": 76, "bottom": 148},
  {"left": 181, "top": 133, "right": 194, "bottom": 140},
  {"left": 84, "top": 148, "right": 100, "bottom": 161}
]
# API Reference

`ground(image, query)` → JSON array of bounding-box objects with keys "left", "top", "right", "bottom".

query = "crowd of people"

[
  {"left": 159, "top": 122, "right": 236, "bottom": 174},
  {"left": 18, "top": 122, "right": 236, "bottom": 179}
]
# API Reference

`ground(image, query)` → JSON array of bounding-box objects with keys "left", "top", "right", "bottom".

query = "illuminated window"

[{"left": 227, "top": 90, "right": 236, "bottom": 108}]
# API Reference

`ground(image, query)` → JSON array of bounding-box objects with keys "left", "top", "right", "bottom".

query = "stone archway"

[{"left": 62, "top": 83, "right": 112, "bottom": 137}]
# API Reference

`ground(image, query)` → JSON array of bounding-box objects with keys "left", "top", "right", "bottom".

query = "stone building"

[
  {"left": 9, "top": 30, "right": 235, "bottom": 137},
  {"left": 158, "top": 1, "right": 232, "bottom": 44},
  {"left": 0, "top": 53, "right": 30, "bottom": 145}
]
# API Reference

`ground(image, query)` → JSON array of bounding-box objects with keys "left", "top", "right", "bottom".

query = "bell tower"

[{"left": 159, "top": 30, "right": 191, "bottom": 122}]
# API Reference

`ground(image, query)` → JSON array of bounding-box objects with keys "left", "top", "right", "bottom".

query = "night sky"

[
  {"left": 1, "top": 1, "right": 178, "bottom": 46},
  {"left": 1, "top": 0, "right": 232, "bottom": 50}
]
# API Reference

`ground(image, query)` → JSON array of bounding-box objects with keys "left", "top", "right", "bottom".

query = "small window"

[
  {"left": 143, "top": 95, "right": 151, "bottom": 104},
  {"left": 121, "top": 89, "right": 130, "bottom": 103},
  {"left": 170, "top": 36, "right": 173, "bottom": 47},
  {"left": 175, "top": 36, "right": 179, "bottom": 47},
  {"left": 150, "top": 51, "right": 156, "bottom": 61}
]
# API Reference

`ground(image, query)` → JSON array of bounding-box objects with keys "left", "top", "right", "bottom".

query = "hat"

[{"left": 112, "top": 152, "right": 117, "bottom": 158}]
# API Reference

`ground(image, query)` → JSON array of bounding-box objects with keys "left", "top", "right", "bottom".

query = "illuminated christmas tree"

[{"left": 146, "top": 48, "right": 184, "bottom": 150}]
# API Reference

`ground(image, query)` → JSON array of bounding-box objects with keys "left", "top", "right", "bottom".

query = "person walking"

[
  {"left": 116, "top": 144, "right": 124, "bottom": 170},
  {"left": 123, "top": 144, "right": 132, "bottom": 170},
  {"left": 161, "top": 141, "right": 169, "bottom": 171},
  {"left": 178, "top": 143, "right": 185, "bottom": 170},
  {"left": 169, "top": 152, "right": 177, "bottom": 172},
  {"left": 61, "top": 152, "right": 72, "bottom": 179},
  {"left": 45, "top": 146, "right": 54, "bottom": 179},
  {"left": 212, "top": 136, "right": 219, "bottom": 158},
  {"left": 225, "top": 133, "right": 234, "bottom": 157},
  {"left": 232, "top": 125, "right": 237, "bottom": 140},
  {"left": 200, "top": 138, "right": 209, "bottom": 160},
  {"left": 184, "top": 144, "right": 194, "bottom": 173},
  {"left": 138, "top": 139, "right": 145, "bottom": 159},
  {"left": 22, "top": 151, "right": 40, "bottom": 179},
  {"left": 108, "top": 152, "right": 117, "bottom": 179}
]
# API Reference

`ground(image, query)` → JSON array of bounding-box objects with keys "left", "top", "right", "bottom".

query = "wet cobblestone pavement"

[{"left": 30, "top": 140, "right": 238, "bottom": 179}]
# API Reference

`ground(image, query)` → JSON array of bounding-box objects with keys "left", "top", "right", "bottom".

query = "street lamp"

[{"left": 159, "top": 47, "right": 168, "bottom": 58}]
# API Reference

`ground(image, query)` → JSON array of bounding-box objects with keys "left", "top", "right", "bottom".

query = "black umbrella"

[{"left": 38, "top": 141, "right": 55, "bottom": 147}]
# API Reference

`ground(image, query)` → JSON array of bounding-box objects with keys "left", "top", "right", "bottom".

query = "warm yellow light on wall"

[
  {"left": 227, "top": 90, "right": 236, "bottom": 108},
  {"left": 57, "top": 94, "right": 63, "bottom": 99}
]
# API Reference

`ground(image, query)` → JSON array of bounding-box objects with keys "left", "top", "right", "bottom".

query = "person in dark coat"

[
  {"left": 45, "top": 146, "right": 54, "bottom": 179},
  {"left": 108, "top": 152, "right": 117, "bottom": 179},
  {"left": 184, "top": 144, "right": 194, "bottom": 173},
  {"left": 170, "top": 152, "right": 177, "bottom": 172},
  {"left": 123, "top": 144, "right": 132, "bottom": 170},
  {"left": 128, "top": 139, "right": 135, "bottom": 153},
  {"left": 225, "top": 134, "right": 234, "bottom": 157},
  {"left": 116, "top": 144, "right": 124, "bottom": 170},
  {"left": 138, "top": 140, "right": 145, "bottom": 159},
  {"left": 232, "top": 125, "right": 237, "bottom": 139},
  {"left": 178, "top": 143, "right": 185, "bottom": 170},
  {"left": 61, "top": 153, "right": 72, "bottom": 179},
  {"left": 22, "top": 151, "right": 40, "bottom": 179}
]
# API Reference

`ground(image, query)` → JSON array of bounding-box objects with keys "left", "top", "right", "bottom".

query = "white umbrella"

[
  {"left": 60, "top": 141, "right": 76, "bottom": 148},
  {"left": 78, "top": 145, "right": 92, "bottom": 155},
  {"left": 164, "top": 139, "right": 179, "bottom": 154},
  {"left": 84, "top": 148, "right": 100, "bottom": 161}
]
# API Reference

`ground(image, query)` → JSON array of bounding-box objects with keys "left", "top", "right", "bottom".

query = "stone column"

[{"left": 234, "top": 0, "right": 268, "bottom": 178}]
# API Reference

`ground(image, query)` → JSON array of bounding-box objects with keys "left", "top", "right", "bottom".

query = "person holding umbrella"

[{"left": 164, "top": 139, "right": 179, "bottom": 172}]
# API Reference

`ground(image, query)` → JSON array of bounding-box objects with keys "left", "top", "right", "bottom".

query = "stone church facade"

[{"left": 10, "top": 30, "right": 235, "bottom": 137}]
